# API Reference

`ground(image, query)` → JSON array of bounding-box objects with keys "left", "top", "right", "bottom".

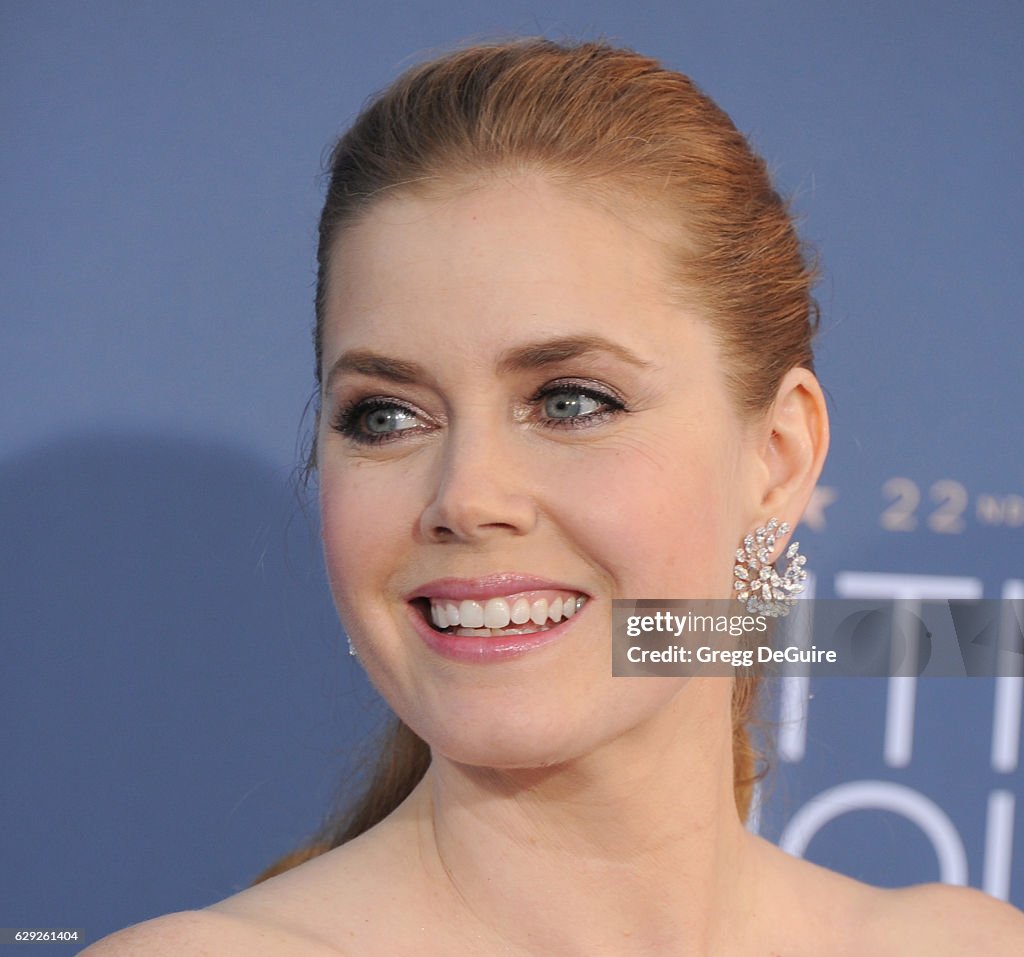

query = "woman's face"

[{"left": 317, "top": 175, "right": 764, "bottom": 769}]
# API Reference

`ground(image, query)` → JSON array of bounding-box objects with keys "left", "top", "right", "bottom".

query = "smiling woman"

[{"left": 83, "top": 37, "right": 1023, "bottom": 957}]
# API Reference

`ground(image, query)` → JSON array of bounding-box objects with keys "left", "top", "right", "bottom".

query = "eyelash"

[{"left": 330, "top": 381, "right": 627, "bottom": 446}]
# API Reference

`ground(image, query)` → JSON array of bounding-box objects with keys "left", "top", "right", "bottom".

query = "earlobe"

[{"left": 757, "top": 367, "right": 830, "bottom": 521}]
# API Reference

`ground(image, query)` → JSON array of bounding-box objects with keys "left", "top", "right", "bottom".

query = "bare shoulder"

[
  {"left": 200, "top": 815, "right": 437, "bottom": 955},
  {"left": 77, "top": 816, "right": 419, "bottom": 956},
  {"left": 873, "top": 883, "right": 1024, "bottom": 955},
  {"left": 78, "top": 907, "right": 346, "bottom": 956},
  {"left": 754, "top": 839, "right": 1024, "bottom": 955}
]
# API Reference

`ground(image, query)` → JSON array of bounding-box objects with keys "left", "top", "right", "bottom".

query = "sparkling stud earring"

[
  {"left": 733, "top": 517, "right": 807, "bottom": 617},
  {"left": 347, "top": 636, "right": 358, "bottom": 658}
]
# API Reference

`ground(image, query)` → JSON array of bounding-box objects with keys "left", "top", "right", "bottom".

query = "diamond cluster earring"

[{"left": 733, "top": 517, "right": 807, "bottom": 617}]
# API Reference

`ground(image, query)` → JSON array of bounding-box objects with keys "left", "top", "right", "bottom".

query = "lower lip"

[{"left": 407, "top": 602, "right": 585, "bottom": 663}]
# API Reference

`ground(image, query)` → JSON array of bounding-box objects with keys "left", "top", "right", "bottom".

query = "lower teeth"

[{"left": 446, "top": 623, "right": 554, "bottom": 637}]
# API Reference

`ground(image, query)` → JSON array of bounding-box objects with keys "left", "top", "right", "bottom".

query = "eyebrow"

[{"left": 325, "top": 334, "right": 653, "bottom": 392}]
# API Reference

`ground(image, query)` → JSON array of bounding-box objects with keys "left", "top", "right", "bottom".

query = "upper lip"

[{"left": 407, "top": 573, "right": 588, "bottom": 602}]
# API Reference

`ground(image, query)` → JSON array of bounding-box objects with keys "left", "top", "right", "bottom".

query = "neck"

[{"left": 401, "top": 680, "right": 763, "bottom": 956}]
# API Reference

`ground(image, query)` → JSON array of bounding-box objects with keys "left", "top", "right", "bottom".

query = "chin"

[
  {"left": 400, "top": 676, "right": 694, "bottom": 775},
  {"left": 409, "top": 709, "right": 597, "bottom": 772}
]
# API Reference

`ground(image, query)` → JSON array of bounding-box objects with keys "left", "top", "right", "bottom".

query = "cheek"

[
  {"left": 543, "top": 434, "right": 740, "bottom": 597},
  {"left": 318, "top": 462, "right": 408, "bottom": 602}
]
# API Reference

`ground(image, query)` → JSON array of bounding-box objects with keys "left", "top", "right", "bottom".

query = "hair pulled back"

[{"left": 260, "top": 37, "right": 818, "bottom": 883}]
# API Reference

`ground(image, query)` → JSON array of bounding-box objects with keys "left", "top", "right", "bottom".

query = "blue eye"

[
  {"left": 363, "top": 405, "right": 418, "bottom": 434},
  {"left": 332, "top": 399, "right": 423, "bottom": 445},
  {"left": 543, "top": 391, "right": 605, "bottom": 420},
  {"left": 536, "top": 383, "right": 626, "bottom": 428}
]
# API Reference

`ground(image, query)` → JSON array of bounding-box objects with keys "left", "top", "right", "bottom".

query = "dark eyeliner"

[
  {"left": 330, "top": 397, "right": 421, "bottom": 445},
  {"left": 530, "top": 380, "right": 628, "bottom": 428}
]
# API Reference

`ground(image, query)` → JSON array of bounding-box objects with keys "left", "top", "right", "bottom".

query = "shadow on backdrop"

[{"left": 1, "top": 432, "right": 385, "bottom": 950}]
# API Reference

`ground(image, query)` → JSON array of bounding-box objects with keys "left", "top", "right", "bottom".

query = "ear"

[{"left": 754, "top": 367, "right": 829, "bottom": 523}]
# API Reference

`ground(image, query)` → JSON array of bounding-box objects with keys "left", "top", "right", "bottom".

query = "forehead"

[
  {"left": 327, "top": 176, "right": 679, "bottom": 317},
  {"left": 319, "top": 176, "right": 729, "bottom": 393}
]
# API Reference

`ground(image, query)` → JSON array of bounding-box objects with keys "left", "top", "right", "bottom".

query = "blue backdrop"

[{"left": 2, "top": 2, "right": 1022, "bottom": 949}]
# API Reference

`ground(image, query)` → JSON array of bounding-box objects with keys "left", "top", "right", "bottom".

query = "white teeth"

[
  {"left": 530, "top": 599, "right": 548, "bottom": 626},
  {"left": 426, "top": 593, "right": 587, "bottom": 633},
  {"left": 459, "top": 600, "right": 484, "bottom": 628},
  {"left": 549, "top": 597, "right": 563, "bottom": 622},
  {"left": 510, "top": 597, "right": 531, "bottom": 624},
  {"left": 483, "top": 598, "right": 511, "bottom": 628}
]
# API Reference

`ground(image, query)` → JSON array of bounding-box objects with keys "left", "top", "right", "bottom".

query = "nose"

[{"left": 418, "top": 424, "right": 538, "bottom": 543}]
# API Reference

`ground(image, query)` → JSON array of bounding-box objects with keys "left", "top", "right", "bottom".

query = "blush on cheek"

[
  {"left": 319, "top": 474, "right": 376, "bottom": 598},
  {"left": 549, "top": 444, "right": 734, "bottom": 599}
]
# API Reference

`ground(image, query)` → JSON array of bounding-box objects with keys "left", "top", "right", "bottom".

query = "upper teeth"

[{"left": 428, "top": 593, "right": 586, "bottom": 630}]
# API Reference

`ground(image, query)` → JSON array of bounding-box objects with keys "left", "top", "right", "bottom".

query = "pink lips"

[{"left": 406, "top": 573, "right": 589, "bottom": 663}]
